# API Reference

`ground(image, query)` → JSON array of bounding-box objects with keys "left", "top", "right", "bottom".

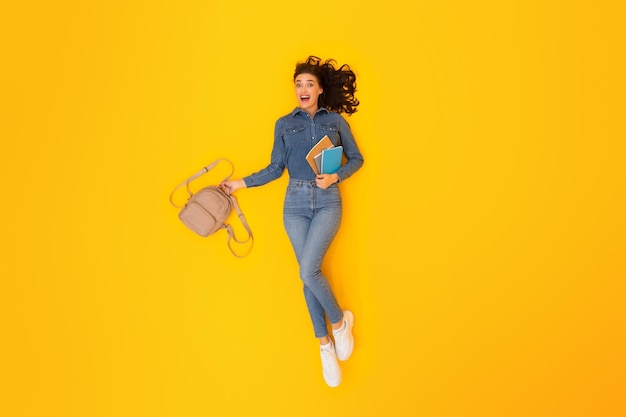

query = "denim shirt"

[{"left": 244, "top": 107, "right": 364, "bottom": 187}]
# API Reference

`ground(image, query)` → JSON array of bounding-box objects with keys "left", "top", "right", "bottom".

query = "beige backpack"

[{"left": 169, "top": 159, "right": 253, "bottom": 257}]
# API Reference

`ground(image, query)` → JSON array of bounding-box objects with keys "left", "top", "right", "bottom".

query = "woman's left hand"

[{"left": 315, "top": 173, "right": 339, "bottom": 189}]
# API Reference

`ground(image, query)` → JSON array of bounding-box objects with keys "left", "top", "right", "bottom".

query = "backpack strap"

[
  {"left": 224, "top": 193, "right": 254, "bottom": 258},
  {"left": 169, "top": 159, "right": 234, "bottom": 208}
]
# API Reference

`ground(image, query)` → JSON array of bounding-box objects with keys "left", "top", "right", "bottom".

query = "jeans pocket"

[{"left": 286, "top": 183, "right": 301, "bottom": 195}]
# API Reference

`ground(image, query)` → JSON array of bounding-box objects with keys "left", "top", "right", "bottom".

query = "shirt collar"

[{"left": 289, "top": 107, "right": 330, "bottom": 118}]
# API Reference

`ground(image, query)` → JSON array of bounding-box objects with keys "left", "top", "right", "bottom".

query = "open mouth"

[{"left": 300, "top": 95, "right": 311, "bottom": 102}]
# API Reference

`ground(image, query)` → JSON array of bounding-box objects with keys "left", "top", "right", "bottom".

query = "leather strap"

[
  {"left": 169, "top": 158, "right": 234, "bottom": 208},
  {"left": 224, "top": 193, "right": 254, "bottom": 258}
]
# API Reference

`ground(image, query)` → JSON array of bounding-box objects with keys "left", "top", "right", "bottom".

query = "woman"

[{"left": 220, "top": 56, "right": 364, "bottom": 387}]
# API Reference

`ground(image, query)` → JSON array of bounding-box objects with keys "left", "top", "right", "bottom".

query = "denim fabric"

[
  {"left": 283, "top": 179, "right": 344, "bottom": 338},
  {"left": 243, "top": 107, "right": 364, "bottom": 187},
  {"left": 242, "top": 107, "right": 363, "bottom": 338}
]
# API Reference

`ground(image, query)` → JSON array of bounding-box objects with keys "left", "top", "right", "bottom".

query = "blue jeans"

[{"left": 283, "top": 179, "right": 344, "bottom": 338}]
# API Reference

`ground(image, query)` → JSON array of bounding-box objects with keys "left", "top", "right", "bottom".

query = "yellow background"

[{"left": 2, "top": 1, "right": 625, "bottom": 416}]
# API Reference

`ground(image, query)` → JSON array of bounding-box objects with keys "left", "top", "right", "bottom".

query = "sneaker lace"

[
  {"left": 321, "top": 345, "right": 336, "bottom": 369},
  {"left": 334, "top": 328, "right": 346, "bottom": 349}
]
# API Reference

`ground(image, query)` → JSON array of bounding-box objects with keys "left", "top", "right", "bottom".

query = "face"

[{"left": 294, "top": 73, "right": 323, "bottom": 114}]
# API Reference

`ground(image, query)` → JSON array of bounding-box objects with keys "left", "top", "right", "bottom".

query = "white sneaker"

[
  {"left": 333, "top": 310, "right": 354, "bottom": 361},
  {"left": 320, "top": 341, "right": 341, "bottom": 387}
]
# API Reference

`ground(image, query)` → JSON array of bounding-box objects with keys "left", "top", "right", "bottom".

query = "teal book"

[{"left": 320, "top": 146, "right": 343, "bottom": 174}]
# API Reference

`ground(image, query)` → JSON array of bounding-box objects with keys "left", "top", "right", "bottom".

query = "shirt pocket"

[
  {"left": 283, "top": 125, "right": 308, "bottom": 150},
  {"left": 319, "top": 124, "right": 340, "bottom": 145},
  {"left": 283, "top": 125, "right": 307, "bottom": 139}
]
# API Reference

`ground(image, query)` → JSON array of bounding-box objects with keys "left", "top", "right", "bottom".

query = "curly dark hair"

[{"left": 294, "top": 56, "right": 360, "bottom": 115}]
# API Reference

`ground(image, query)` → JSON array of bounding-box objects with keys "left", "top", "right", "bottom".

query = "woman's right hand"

[{"left": 220, "top": 179, "right": 246, "bottom": 194}]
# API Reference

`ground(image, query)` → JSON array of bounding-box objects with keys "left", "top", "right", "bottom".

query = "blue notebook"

[{"left": 320, "top": 146, "right": 343, "bottom": 174}]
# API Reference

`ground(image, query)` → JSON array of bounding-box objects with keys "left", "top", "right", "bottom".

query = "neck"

[{"left": 303, "top": 106, "right": 318, "bottom": 117}]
